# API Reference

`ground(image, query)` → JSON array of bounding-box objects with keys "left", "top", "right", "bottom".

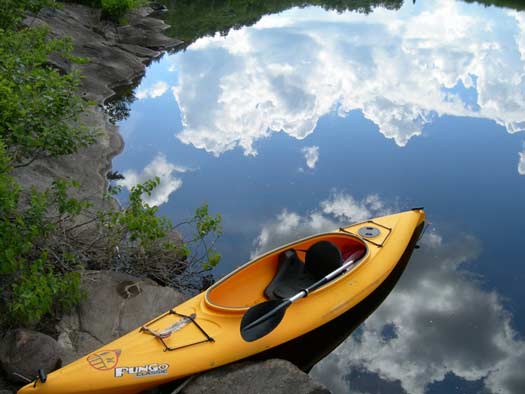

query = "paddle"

[{"left": 240, "top": 249, "right": 366, "bottom": 342}]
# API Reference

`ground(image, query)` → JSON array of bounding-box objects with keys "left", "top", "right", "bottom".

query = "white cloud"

[
  {"left": 252, "top": 191, "right": 389, "bottom": 257},
  {"left": 310, "top": 231, "right": 525, "bottom": 394},
  {"left": 519, "top": 145, "right": 525, "bottom": 175},
  {"left": 135, "top": 81, "right": 169, "bottom": 100},
  {"left": 118, "top": 154, "right": 187, "bottom": 206},
  {"left": 252, "top": 210, "right": 336, "bottom": 258},
  {"left": 302, "top": 146, "right": 319, "bottom": 169},
  {"left": 169, "top": 1, "right": 525, "bottom": 156},
  {"left": 511, "top": 11, "right": 525, "bottom": 65},
  {"left": 320, "top": 193, "right": 389, "bottom": 222}
]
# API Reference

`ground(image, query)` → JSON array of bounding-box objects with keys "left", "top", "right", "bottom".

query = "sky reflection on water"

[
  {"left": 170, "top": 0, "right": 525, "bottom": 156},
  {"left": 113, "top": 0, "right": 525, "bottom": 393}
]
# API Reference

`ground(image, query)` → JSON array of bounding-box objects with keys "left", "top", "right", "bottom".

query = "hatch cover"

[{"left": 358, "top": 226, "right": 381, "bottom": 238}]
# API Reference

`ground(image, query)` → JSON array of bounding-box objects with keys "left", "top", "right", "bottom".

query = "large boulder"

[
  {"left": 117, "top": 7, "right": 180, "bottom": 50},
  {"left": 57, "top": 270, "right": 187, "bottom": 365},
  {"left": 181, "top": 359, "right": 330, "bottom": 394},
  {"left": 0, "top": 330, "right": 60, "bottom": 384},
  {"left": 24, "top": 4, "right": 183, "bottom": 103}
]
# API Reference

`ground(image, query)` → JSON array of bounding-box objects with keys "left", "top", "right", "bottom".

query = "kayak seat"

[
  {"left": 263, "top": 249, "right": 316, "bottom": 300},
  {"left": 305, "top": 240, "right": 343, "bottom": 279},
  {"left": 264, "top": 241, "right": 342, "bottom": 300}
]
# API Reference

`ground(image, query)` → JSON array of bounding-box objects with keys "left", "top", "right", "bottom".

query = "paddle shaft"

[{"left": 242, "top": 251, "right": 363, "bottom": 332}]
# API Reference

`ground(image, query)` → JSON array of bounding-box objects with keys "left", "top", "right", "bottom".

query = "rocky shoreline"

[
  {"left": 13, "top": 3, "right": 183, "bottom": 211},
  {"left": 1, "top": 4, "right": 329, "bottom": 394}
]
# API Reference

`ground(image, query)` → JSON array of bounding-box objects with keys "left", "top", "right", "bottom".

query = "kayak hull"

[{"left": 18, "top": 209, "right": 425, "bottom": 394}]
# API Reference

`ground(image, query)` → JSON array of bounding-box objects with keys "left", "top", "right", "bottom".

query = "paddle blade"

[{"left": 240, "top": 300, "right": 287, "bottom": 342}]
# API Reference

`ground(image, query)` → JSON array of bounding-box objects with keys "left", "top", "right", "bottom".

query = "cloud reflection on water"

[
  {"left": 135, "top": 81, "right": 169, "bottom": 100},
  {"left": 519, "top": 145, "right": 525, "bottom": 175},
  {"left": 251, "top": 193, "right": 525, "bottom": 394},
  {"left": 252, "top": 191, "right": 389, "bottom": 256},
  {"left": 118, "top": 154, "right": 187, "bottom": 206},
  {"left": 302, "top": 145, "right": 319, "bottom": 169},
  {"left": 311, "top": 230, "right": 525, "bottom": 394},
  {"left": 169, "top": 0, "right": 525, "bottom": 166}
]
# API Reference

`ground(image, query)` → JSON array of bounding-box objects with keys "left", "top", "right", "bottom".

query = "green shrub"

[
  {"left": 102, "top": 0, "right": 133, "bottom": 19},
  {"left": 0, "top": 0, "right": 57, "bottom": 30},
  {"left": 0, "top": 144, "right": 222, "bottom": 326},
  {"left": 100, "top": 179, "right": 222, "bottom": 292},
  {"left": 0, "top": 28, "right": 95, "bottom": 167},
  {"left": 64, "top": 0, "right": 146, "bottom": 21},
  {"left": 0, "top": 142, "right": 86, "bottom": 326},
  {"left": 98, "top": 178, "right": 173, "bottom": 263},
  {"left": 9, "top": 258, "right": 83, "bottom": 324},
  {"left": 102, "top": 0, "right": 146, "bottom": 21}
]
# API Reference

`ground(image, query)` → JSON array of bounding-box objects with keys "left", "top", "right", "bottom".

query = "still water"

[{"left": 112, "top": 0, "right": 525, "bottom": 393}]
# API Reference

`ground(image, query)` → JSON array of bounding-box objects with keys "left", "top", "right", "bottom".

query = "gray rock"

[
  {"left": 117, "top": 43, "right": 161, "bottom": 58},
  {"left": 149, "top": 3, "right": 168, "bottom": 13},
  {"left": 0, "top": 330, "right": 60, "bottom": 384},
  {"left": 181, "top": 359, "right": 330, "bottom": 394},
  {"left": 12, "top": 106, "right": 123, "bottom": 214},
  {"left": 117, "top": 21, "right": 178, "bottom": 50},
  {"left": 16, "top": 4, "right": 183, "bottom": 216},
  {"left": 118, "top": 281, "right": 187, "bottom": 336},
  {"left": 24, "top": 4, "right": 183, "bottom": 103},
  {"left": 57, "top": 271, "right": 187, "bottom": 362},
  {"left": 57, "top": 330, "right": 103, "bottom": 366}
]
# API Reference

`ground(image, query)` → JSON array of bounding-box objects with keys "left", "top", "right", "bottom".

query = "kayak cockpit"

[{"left": 205, "top": 233, "right": 367, "bottom": 311}]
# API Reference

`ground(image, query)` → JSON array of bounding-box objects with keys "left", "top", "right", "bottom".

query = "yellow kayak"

[{"left": 18, "top": 209, "right": 425, "bottom": 394}]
